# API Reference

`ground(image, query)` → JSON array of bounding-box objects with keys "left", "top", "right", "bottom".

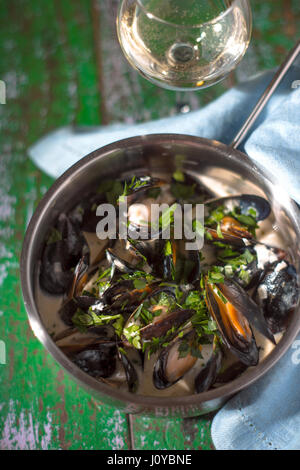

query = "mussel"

[
  {"left": 63, "top": 340, "right": 117, "bottom": 379},
  {"left": 122, "top": 287, "right": 187, "bottom": 348},
  {"left": 163, "top": 239, "right": 201, "bottom": 284},
  {"left": 106, "top": 247, "right": 136, "bottom": 277},
  {"left": 204, "top": 277, "right": 274, "bottom": 366},
  {"left": 40, "top": 213, "right": 89, "bottom": 295},
  {"left": 140, "top": 308, "right": 194, "bottom": 341},
  {"left": 153, "top": 331, "right": 215, "bottom": 389},
  {"left": 103, "top": 278, "right": 158, "bottom": 313},
  {"left": 194, "top": 338, "right": 222, "bottom": 393},
  {"left": 118, "top": 348, "right": 139, "bottom": 393},
  {"left": 59, "top": 295, "right": 99, "bottom": 327},
  {"left": 204, "top": 194, "right": 271, "bottom": 247}
]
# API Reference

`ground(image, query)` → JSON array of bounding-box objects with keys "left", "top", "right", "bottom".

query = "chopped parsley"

[
  {"left": 123, "top": 323, "right": 141, "bottom": 349},
  {"left": 72, "top": 309, "right": 122, "bottom": 332},
  {"left": 118, "top": 176, "right": 149, "bottom": 203}
]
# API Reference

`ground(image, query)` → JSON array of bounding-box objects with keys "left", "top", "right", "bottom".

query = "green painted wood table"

[{"left": 0, "top": 0, "right": 299, "bottom": 450}]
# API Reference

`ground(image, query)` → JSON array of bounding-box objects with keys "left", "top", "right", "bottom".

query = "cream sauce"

[{"left": 35, "top": 186, "right": 290, "bottom": 398}]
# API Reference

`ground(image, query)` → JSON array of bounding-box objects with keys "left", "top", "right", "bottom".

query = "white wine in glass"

[{"left": 117, "top": 0, "right": 252, "bottom": 91}]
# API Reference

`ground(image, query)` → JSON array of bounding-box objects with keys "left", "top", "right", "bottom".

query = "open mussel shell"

[
  {"left": 162, "top": 239, "right": 201, "bottom": 284},
  {"left": 69, "top": 254, "right": 90, "bottom": 297},
  {"left": 122, "top": 287, "right": 185, "bottom": 347},
  {"left": 103, "top": 279, "right": 159, "bottom": 312},
  {"left": 220, "top": 216, "right": 253, "bottom": 239},
  {"left": 40, "top": 241, "right": 74, "bottom": 295},
  {"left": 59, "top": 295, "right": 99, "bottom": 326},
  {"left": 175, "top": 242, "right": 201, "bottom": 284},
  {"left": 205, "top": 194, "right": 271, "bottom": 222},
  {"left": 215, "top": 357, "right": 248, "bottom": 385},
  {"left": 219, "top": 279, "right": 275, "bottom": 344},
  {"left": 118, "top": 348, "right": 139, "bottom": 393},
  {"left": 140, "top": 308, "right": 194, "bottom": 341},
  {"left": 205, "top": 278, "right": 260, "bottom": 366},
  {"left": 126, "top": 235, "right": 165, "bottom": 277},
  {"left": 153, "top": 331, "right": 198, "bottom": 389},
  {"left": 254, "top": 260, "right": 300, "bottom": 334},
  {"left": 58, "top": 254, "right": 93, "bottom": 326},
  {"left": 106, "top": 247, "right": 136, "bottom": 277},
  {"left": 153, "top": 331, "right": 216, "bottom": 390},
  {"left": 205, "top": 227, "right": 253, "bottom": 247}
]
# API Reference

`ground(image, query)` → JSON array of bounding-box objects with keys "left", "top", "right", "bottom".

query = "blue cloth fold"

[
  {"left": 28, "top": 64, "right": 300, "bottom": 450},
  {"left": 212, "top": 339, "right": 300, "bottom": 450}
]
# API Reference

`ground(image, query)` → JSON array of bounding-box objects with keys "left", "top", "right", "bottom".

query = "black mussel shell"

[
  {"left": 215, "top": 360, "right": 248, "bottom": 385},
  {"left": 102, "top": 280, "right": 134, "bottom": 305},
  {"left": 146, "top": 284, "right": 177, "bottom": 300},
  {"left": 81, "top": 193, "right": 108, "bottom": 233},
  {"left": 57, "top": 213, "right": 88, "bottom": 265},
  {"left": 254, "top": 261, "right": 299, "bottom": 334},
  {"left": 205, "top": 279, "right": 260, "bottom": 366},
  {"left": 153, "top": 331, "right": 198, "bottom": 389},
  {"left": 127, "top": 237, "right": 165, "bottom": 275},
  {"left": 72, "top": 342, "right": 117, "bottom": 379},
  {"left": 103, "top": 279, "right": 160, "bottom": 313},
  {"left": 220, "top": 279, "right": 275, "bottom": 344},
  {"left": 68, "top": 254, "right": 90, "bottom": 298},
  {"left": 40, "top": 213, "right": 89, "bottom": 295},
  {"left": 140, "top": 308, "right": 194, "bottom": 341},
  {"left": 205, "top": 228, "right": 253, "bottom": 247},
  {"left": 124, "top": 176, "right": 166, "bottom": 202},
  {"left": 118, "top": 349, "right": 139, "bottom": 393},
  {"left": 106, "top": 248, "right": 136, "bottom": 276},
  {"left": 174, "top": 244, "right": 201, "bottom": 284},
  {"left": 232, "top": 244, "right": 287, "bottom": 290},
  {"left": 194, "top": 346, "right": 222, "bottom": 393},
  {"left": 40, "top": 241, "right": 74, "bottom": 295},
  {"left": 59, "top": 295, "right": 99, "bottom": 326}
]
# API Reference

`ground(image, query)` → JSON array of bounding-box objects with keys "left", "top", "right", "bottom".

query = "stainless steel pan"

[{"left": 20, "top": 42, "right": 300, "bottom": 417}]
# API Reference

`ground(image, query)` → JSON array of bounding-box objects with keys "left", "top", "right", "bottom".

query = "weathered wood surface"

[{"left": 0, "top": 0, "right": 299, "bottom": 450}]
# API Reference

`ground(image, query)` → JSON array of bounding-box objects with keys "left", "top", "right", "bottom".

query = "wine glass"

[{"left": 117, "top": 0, "right": 252, "bottom": 91}]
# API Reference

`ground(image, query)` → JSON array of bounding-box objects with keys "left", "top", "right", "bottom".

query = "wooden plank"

[
  {"left": 0, "top": 0, "right": 129, "bottom": 450},
  {"left": 130, "top": 415, "right": 214, "bottom": 450}
]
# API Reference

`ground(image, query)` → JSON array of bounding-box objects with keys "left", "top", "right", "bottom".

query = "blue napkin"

[
  {"left": 29, "top": 66, "right": 300, "bottom": 203},
  {"left": 28, "top": 64, "right": 300, "bottom": 450},
  {"left": 212, "top": 340, "right": 300, "bottom": 450}
]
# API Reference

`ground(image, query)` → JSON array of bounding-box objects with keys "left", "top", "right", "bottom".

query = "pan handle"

[{"left": 231, "top": 40, "right": 300, "bottom": 150}]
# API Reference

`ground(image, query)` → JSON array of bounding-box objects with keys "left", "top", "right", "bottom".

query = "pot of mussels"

[{"left": 21, "top": 134, "right": 300, "bottom": 417}]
